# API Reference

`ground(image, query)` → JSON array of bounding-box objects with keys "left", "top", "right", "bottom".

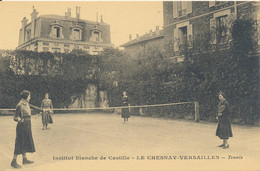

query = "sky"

[{"left": 0, "top": 1, "right": 163, "bottom": 50}]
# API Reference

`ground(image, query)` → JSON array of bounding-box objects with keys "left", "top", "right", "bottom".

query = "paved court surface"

[{"left": 0, "top": 113, "right": 259, "bottom": 171}]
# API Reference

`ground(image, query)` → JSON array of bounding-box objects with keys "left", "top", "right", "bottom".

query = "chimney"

[
  {"left": 65, "top": 8, "right": 71, "bottom": 18},
  {"left": 76, "top": 6, "right": 80, "bottom": 20},
  {"left": 101, "top": 15, "right": 103, "bottom": 23},
  {"left": 30, "top": 6, "right": 38, "bottom": 39},
  {"left": 136, "top": 34, "right": 139, "bottom": 39},
  {"left": 149, "top": 29, "right": 153, "bottom": 36},
  {"left": 129, "top": 34, "right": 132, "bottom": 41},
  {"left": 156, "top": 26, "right": 160, "bottom": 35},
  {"left": 20, "top": 17, "right": 28, "bottom": 44}
]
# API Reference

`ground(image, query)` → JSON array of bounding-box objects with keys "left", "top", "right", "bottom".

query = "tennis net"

[{"left": 0, "top": 101, "right": 199, "bottom": 121}]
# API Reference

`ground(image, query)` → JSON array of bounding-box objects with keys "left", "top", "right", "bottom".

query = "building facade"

[
  {"left": 120, "top": 26, "right": 164, "bottom": 58},
  {"left": 17, "top": 7, "right": 113, "bottom": 55},
  {"left": 163, "top": 1, "right": 260, "bottom": 60}
]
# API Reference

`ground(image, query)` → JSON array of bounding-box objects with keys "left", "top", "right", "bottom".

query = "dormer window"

[
  {"left": 93, "top": 31, "right": 99, "bottom": 41},
  {"left": 74, "top": 29, "right": 80, "bottom": 39},
  {"left": 70, "top": 25, "right": 82, "bottom": 40},
  {"left": 49, "top": 21, "right": 64, "bottom": 38},
  {"left": 90, "top": 26, "right": 103, "bottom": 42},
  {"left": 54, "top": 27, "right": 60, "bottom": 38}
]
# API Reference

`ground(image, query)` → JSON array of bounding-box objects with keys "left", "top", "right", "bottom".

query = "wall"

[{"left": 163, "top": 1, "right": 255, "bottom": 57}]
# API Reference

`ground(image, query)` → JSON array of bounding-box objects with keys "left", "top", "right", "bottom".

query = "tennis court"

[{"left": 0, "top": 112, "right": 259, "bottom": 171}]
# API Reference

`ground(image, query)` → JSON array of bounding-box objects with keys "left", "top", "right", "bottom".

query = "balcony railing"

[{"left": 178, "top": 9, "right": 187, "bottom": 17}]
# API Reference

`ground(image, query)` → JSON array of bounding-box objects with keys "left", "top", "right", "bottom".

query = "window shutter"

[
  {"left": 210, "top": 18, "right": 216, "bottom": 44},
  {"left": 187, "top": 1, "right": 192, "bottom": 14},
  {"left": 225, "top": 14, "right": 234, "bottom": 41},
  {"left": 209, "top": 1, "right": 215, "bottom": 8},
  {"left": 187, "top": 24, "right": 193, "bottom": 48},
  {"left": 174, "top": 28, "right": 179, "bottom": 51},
  {"left": 173, "top": 1, "right": 178, "bottom": 18}
]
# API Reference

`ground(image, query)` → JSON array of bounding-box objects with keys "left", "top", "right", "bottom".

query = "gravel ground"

[{"left": 0, "top": 113, "right": 259, "bottom": 171}]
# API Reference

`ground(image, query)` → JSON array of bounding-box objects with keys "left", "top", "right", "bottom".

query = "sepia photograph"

[{"left": 0, "top": 1, "right": 259, "bottom": 170}]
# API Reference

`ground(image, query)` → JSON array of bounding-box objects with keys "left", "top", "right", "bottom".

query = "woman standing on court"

[
  {"left": 122, "top": 91, "right": 130, "bottom": 123},
  {"left": 11, "top": 90, "right": 42, "bottom": 168},
  {"left": 216, "top": 91, "right": 233, "bottom": 149},
  {"left": 41, "top": 93, "right": 53, "bottom": 130}
]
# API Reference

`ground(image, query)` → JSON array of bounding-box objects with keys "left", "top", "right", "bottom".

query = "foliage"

[
  {"left": 97, "top": 19, "right": 259, "bottom": 125},
  {"left": 0, "top": 50, "right": 97, "bottom": 108},
  {"left": 0, "top": 17, "right": 258, "bottom": 125}
]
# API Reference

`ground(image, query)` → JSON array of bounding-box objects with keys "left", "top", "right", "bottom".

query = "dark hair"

[
  {"left": 20, "top": 90, "right": 31, "bottom": 100},
  {"left": 217, "top": 91, "right": 227, "bottom": 101}
]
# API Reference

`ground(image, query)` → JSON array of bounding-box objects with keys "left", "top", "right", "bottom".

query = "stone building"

[
  {"left": 120, "top": 26, "right": 164, "bottom": 58},
  {"left": 163, "top": 1, "right": 260, "bottom": 60},
  {"left": 16, "top": 7, "right": 113, "bottom": 55},
  {"left": 163, "top": 1, "right": 260, "bottom": 122}
]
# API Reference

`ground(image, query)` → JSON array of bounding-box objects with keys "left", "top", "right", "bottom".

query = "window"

[
  {"left": 174, "top": 22, "right": 193, "bottom": 51},
  {"left": 179, "top": 26, "right": 188, "bottom": 45},
  {"left": 177, "top": 2, "right": 187, "bottom": 17},
  {"left": 90, "top": 26, "right": 103, "bottom": 42},
  {"left": 210, "top": 9, "right": 233, "bottom": 45},
  {"left": 173, "top": 1, "right": 192, "bottom": 18},
  {"left": 70, "top": 26, "right": 82, "bottom": 40},
  {"left": 49, "top": 21, "right": 64, "bottom": 38},
  {"left": 73, "top": 29, "right": 80, "bottom": 40},
  {"left": 216, "top": 15, "right": 228, "bottom": 44},
  {"left": 93, "top": 31, "right": 99, "bottom": 41},
  {"left": 54, "top": 27, "right": 60, "bottom": 38}
]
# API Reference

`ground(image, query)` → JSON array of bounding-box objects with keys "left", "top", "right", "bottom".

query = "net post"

[{"left": 194, "top": 101, "right": 200, "bottom": 122}]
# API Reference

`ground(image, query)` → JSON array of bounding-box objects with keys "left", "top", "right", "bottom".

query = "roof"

[
  {"left": 120, "top": 30, "right": 164, "bottom": 47},
  {"left": 40, "top": 14, "right": 109, "bottom": 25}
]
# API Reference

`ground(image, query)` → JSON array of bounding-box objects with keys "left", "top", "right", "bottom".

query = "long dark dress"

[
  {"left": 41, "top": 99, "right": 53, "bottom": 124},
  {"left": 14, "top": 100, "right": 35, "bottom": 154},
  {"left": 121, "top": 96, "right": 130, "bottom": 118},
  {"left": 216, "top": 99, "right": 233, "bottom": 139}
]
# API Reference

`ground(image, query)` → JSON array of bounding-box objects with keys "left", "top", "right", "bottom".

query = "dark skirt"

[
  {"left": 121, "top": 106, "right": 130, "bottom": 118},
  {"left": 42, "top": 111, "right": 53, "bottom": 125},
  {"left": 216, "top": 117, "right": 233, "bottom": 139},
  {"left": 14, "top": 120, "right": 35, "bottom": 154}
]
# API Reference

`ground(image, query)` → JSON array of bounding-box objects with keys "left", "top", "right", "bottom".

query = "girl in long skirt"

[
  {"left": 216, "top": 91, "right": 233, "bottom": 149},
  {"left": 122, "top": 91, "right": 130, "bottom": 123},
  {"left": 41, "top": 93, "right": 53, "bottom": 130},
  {"left": 11, "top": 90, "right": 42, "bottom": 168}
]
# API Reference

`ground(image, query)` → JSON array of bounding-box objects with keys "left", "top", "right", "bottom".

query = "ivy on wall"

[{"left": 0, "top": 49, "right": 98, "bottom": 108}]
